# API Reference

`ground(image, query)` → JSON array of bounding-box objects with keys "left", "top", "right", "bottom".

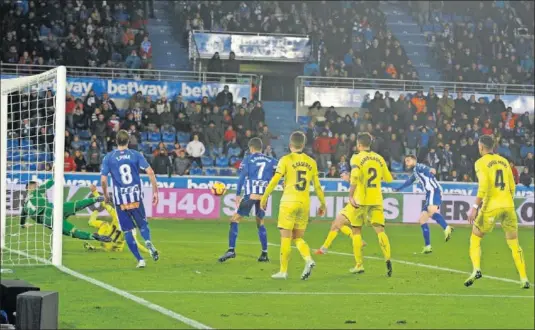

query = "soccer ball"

[{"left": 211, "top": 182, "right": 227, "bottom": 196}]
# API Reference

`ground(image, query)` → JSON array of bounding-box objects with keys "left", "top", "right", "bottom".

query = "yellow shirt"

[
  {"left": 261, "top": 152, "right": 326, "bottom": 207},
  {"left": 475, "top": 153, "right": 515, "bottom": 212},
  {"left": 350, "top": 150, "right": 393, "bottom": 206}
]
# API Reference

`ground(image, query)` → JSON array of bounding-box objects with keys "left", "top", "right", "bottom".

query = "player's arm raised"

[
  {"left": 260, "top": 157, "right": 286, "bottom": 210},
  {"left": 312, "top": 162, "right": 326, "bottom": 216},
  {"left": 468, "top": 162, "right": 486, "bottom": 224}
]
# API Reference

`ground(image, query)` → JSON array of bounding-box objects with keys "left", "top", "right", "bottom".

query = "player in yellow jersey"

[
  {"left": 315, "top": 171, "right": 367, "bottom": 255},
  {"left": 84, "top": 185, "right": 148, "bottom": 254},
  {"left": 261, "top": 131, "right": 326, "bottom": 280},
  {"left": 465, "top": 135, "right": 530, "bottom": 289},
  {"left": 347, "top": 133, "right": 393, "bottom": 276}
]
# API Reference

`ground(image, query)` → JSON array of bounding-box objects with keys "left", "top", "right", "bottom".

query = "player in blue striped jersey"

[
  {"left": 101, "top": 130, "right": 160, "bottom": 268},
  {"left": 218, "top": 137, "right": 277, "bottom": 263},
  {"left": 395, "top": 155, "right": 454, "bottom": 254}
]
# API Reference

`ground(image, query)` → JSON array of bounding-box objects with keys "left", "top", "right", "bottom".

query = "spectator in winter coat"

[
  {"left": 334, "top": 134, "right": 350, "bottom": 163},
  {"left": 509, "top": 159, "right": 520, "bottom": 184},
  {"left": 426, "top": 87, "right": 439, "bottom": 115},
  {"left": 497, "top": 139, "right": 512, "bottom": 159},
  {"left": 524, "top": 152, "right": 534, "bottom": 174},
  {"left": 125, "top": 50, "right": 142, "bottom": 69},
  {"left": 234, "top": 107, "right": 249, "bottom": 132},
  {"left": 171, "top": 94, "right": 186, "bottom": 115},
  {"left": 215, "top": 85, "right": 233, "bottom": 109},
  {"left": 314, "top": 131, "right": 335, "bottom": 172},
  {"left": 405, "top": 124, "right": 419, "bottom": 155},
  {"left": 175, "top": 112, "right": 191, "bottom": 133},
  {"left": 64, "top": 151, "right": 76, "bottom": 172},
  {"left": 86, "top": 141, "right": 101, "bottom": 172},
  {"left": 208, "top": 106, "right": 225, "bottom": 135},
  {"left": 173, "top": 150, "right": 191, "bottom": 175},
  {"left": 208, "top": 52, "right": 223, "bottom": 72},
  {"left": 258, "top": 125, "right": 276, "bottom": 148},
  {"left": 152, "top": 148, "right": 172, "bottom": 175},
  {"left": 206, "top": 122, "right": 222, "bottom": 150},
  {"left": 224, "top": 125, "right": 237, "bottom": 143},
  {"left": 186, "top": 134, "right": 206, "bottom": 168},
  {"left": 249, "top": 101, "right": 265, "bottom": 131},
  {"left": 387, "top": 133, "right": 404, "bottom": 164},
  {"left": 437, "top": 89, "right": 454, "bottom": 120},
  {"left": 160, "top": 108, "right": 175, "bottom": 130},
  {"left": 426, "top": 147, "right": 440, "bottom": 170},
  {"left": 519, "top": 167, "right": 532, "bottom": 187},
  {"left": 489, "top": 94, "right": 506, "bottom": 116},
  {"left": 326, "top": 166, "right": 339, "bottom": 178},
  {"left": 74, "top": 150, "right": 86, "bottom": 172}
]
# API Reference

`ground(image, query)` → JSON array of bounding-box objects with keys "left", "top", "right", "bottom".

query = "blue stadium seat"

[
  {"left": 149, "top": 132, "right": 161, "bottom": 142},
  {"left": 204, "top": 168, "right": 218, "bottom": 176},
  {"left": 28, "top": 163, "right": 38, "bottom": 171},
  {"left": 298, "top": 116, "right": 311, "bottom": 126},
  {"left": 11, "top": 164, "right": 23, "bottom": 171},
  {"left": 177, "top": 133, "right": 190, "bottom": 143},
  {"left": 7, "top": 139, "right": 19, "bottom": 149},
  {"left": 215, "top": 156, "right": 229, "bottom": 167},
  {"left": 140, "top": 143, "right": 152, "bottom": 155},
  {"left": 162, "top": 132, "right": 176, "bottom": 143},
  {"left": 78, "top": 130, "right": 91, "bottom": 140},
  {"left": 28, "top": 153, "right": 38, "bottom": 163},
  {"left": 202, "top": 156, "right": 214, "bottom": 167},
  {"left": 80, "top": 141, "right": 91, "bottom": 151},
  {"left": 7, "top": 151, "right": 20, "bottom": 161},
  {"left": 228, "top": 147, "right": 241, "bottom": 157},
  {"left": 140, "top": 131, "right": 149, "bottom": 141},
  {"left": 20, "top": 139, "right": 32, "bottom": 148},
  {"left": 36, "top": 153, "right": 53, "bottom": 162},
  {"left": 116, "top": 109, "right": 128, "bottom": 119},
  {"left": 210, "top": 147, "right": 223, "bottom": 157},
  {"left": 219, "top": 168, "right": 234, "bottom": 176},
  {"left": 395, "top": 173, "right": 410, "bottom": 181},
  {"left": 190, "top": 160, "right": 200, "bottom": 168},
  {"left": 391, "top": 161, "right": 404, "bottom": 172},
  {"left": 166, "top": 143, "right": 175, "bottom": 151},
  {"left": 21, "top": 152, "right": 33, "bottom": 162},
  {"left": 190, "top": 167, "right": 202, "bottom": 175},
  {"left": 179, "top": 142, "right": 188, "bottom": 149},
  {"left": 229, "top": 156, "right": 240, "bottom": 166}
]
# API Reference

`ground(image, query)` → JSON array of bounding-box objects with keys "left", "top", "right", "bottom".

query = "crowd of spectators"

[
  {"left": 306, "top": 88, "right": 534, "bottom": 186},
  {"left": 407, "top": 1, "right": 534, "bottom": 86},
  {"left": 8, "top": 85, "right": 273, "bottom": 176},
  {"left": 1, "top": 0, "right": 153, "bottom": 72},
  {"left": 175, "top": 1, "right": 418, "bottom": 80}
]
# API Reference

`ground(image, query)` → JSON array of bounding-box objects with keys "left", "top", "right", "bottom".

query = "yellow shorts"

[
  {"left": 340, "top": 204, "right": 384, "bottom": 227},
  {"left": 277, "top": 201, "right": 308, "bottom": 230},
  {"left": 475, "top": 208, "right": 518, "bottom": 234}
]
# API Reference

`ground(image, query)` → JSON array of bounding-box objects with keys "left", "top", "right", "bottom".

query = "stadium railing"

[
  {"left": 0, "top": 63, "right": 259, "bottom": 85},
  {"left": 294, "top": 76, "right": 535, "bottom": 120}
]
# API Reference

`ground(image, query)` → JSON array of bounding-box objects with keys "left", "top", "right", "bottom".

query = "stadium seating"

[
  {"left": 201, "top": 156, "right": 214, "bottom": 167},
  {"left": 189, "top": 168, "right": 203, "bottom": 175},
  {"left": 149, "top": 132, "right": 161, "bottom": 143},
  {"left": 162, "top": 132, "right": 176, "bottom": 143},
  {"left": 204, "top": 168, "right": 218, "bottom": 176},
  {"left": 215, "top": 157, "right": 229, "bottom": 167}
]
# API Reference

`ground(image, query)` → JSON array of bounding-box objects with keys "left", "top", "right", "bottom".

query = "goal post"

[{"left": 0, "top": 65, "right": 66, "bottom": 267}]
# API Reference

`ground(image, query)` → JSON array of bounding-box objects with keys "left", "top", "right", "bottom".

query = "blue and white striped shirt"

[{"left": 397, "top": 163, "right": 442, "bottom": 194}]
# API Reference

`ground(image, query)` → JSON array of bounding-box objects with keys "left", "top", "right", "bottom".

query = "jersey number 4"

[{"left": 495, "top": 169, "right": 505, "bottom": 190}]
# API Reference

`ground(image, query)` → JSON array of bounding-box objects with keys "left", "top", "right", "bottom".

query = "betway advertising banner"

[
  {"left": 0, "top": 75, "right": 251, "bottom": 103},
  {"left": 5, "top": 174, "right": 533, "bottom": 226},
  {"left": 192, "top": 32, "right": 311, "bottom": 62},
  {"left": 303, "top": 87, "right": 535, "bottom": 114}
]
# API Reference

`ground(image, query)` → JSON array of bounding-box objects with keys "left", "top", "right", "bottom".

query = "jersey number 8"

[{"left": 120, "top": 164, "right": 133, "bottom": 185}]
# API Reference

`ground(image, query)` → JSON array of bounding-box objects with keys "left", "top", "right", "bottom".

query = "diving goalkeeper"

[
  {"left": 20, "top": 179, "right": 111, "bottom": 242},
  {"left": 84, "top": 185, "right": 148, "bottom": 253}
]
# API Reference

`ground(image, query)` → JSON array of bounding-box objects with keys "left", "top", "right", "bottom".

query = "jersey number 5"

[
  {"left": 495, "top": 169, "right": 505, "bottom": 190},
  {"left": 296, "top": 170, "right": 307, "bottom": 191},
  {"left": 367, "top": 168, "right": 377, "bottom": 188}
]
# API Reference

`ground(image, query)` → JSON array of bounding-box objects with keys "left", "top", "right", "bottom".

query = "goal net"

[{"left": 1, "top": 66, "right": 66, "bottom": 267}]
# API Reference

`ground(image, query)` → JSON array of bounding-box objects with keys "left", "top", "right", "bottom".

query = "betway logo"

[
  {"left": 28, "top": 80, "right": 94, "bottom": 96},
  {"left": 187, "top": 179, "right": 238, "bottom": 190},
  {"left": 181, "top": 83, "right": 241, "bottom": 99},
  {"left": 7, "top": 177, "right": 173, "bottom": 188},
  {"left": 108, "top": 81, "right": 167, "bottom": 96}
]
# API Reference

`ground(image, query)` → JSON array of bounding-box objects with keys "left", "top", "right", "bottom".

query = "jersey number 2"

[
  {"left": 367, "top": 168, "right": 377, "bottom": 188},
  {"left": 495, "top": 169, "right": 505, "bottom": 190},
  {"left": 296, "top": 170, "right": 307, "bottom": 191},
  {"left": 119, "top": 164, "right": 133, "bottom": 184}
]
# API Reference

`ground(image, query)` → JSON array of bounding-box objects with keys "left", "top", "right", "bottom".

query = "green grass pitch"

[{"left": 3, "top": 218, "right": 534, "bottom": 329}]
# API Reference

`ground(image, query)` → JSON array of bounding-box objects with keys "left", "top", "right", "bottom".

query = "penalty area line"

[
  {"left": 129, "top": 290, "right": 533, "bottom": 299},
  {"left": 6, "top": 248, "right": 212, "bottom": 329},
  {"left": 267, "top": 243, "right": 522, "bottom": 285}
]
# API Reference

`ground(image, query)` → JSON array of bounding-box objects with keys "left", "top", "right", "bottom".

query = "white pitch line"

[
  {"left": 130, "top": 290, "right": 533, "bottom": 299},
  {"left": 267, "top": 243, "right": 523, "bottom": 285},
  {"left": 6, "top": 248, "right": 212, "bottom": 329}
]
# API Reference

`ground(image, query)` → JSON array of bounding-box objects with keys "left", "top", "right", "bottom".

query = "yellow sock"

[
  {"left": 280, "top": 237, "right": 292, "bottom": 273},
  {"left": 340, "top": 225, "right": 353, "bottom": 238},
  {"left": 294, "top": 238, "right": 312, "bottom": 262},
  {"left": 377, "top": 232, "right": 391, "bottom": 261},
  {"left": 469, "top": 234, "right": 482, "bottom": 271},
  {"left": 322, "top": 231, "right": 338, "bottom": 249},
  {"left": 352, "top": 234, "right": 363, "bottom": 265},
  {"left": 507, "top": 239, "right": 528, "bottom": 280}
]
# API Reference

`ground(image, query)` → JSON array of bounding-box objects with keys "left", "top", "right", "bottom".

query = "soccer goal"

[{"left": 1, "top": 66, "right": 66, "bottom": 267}]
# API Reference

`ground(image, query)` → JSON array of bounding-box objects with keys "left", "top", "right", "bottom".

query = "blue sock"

[
  {"left": 139, "top": 224, "right": 152, "bottom": 242},
  {"left": 229, "top": 222, "right": 238, "bottom": 250},
  {"left": 421, "top": 223, "right": 431, "bottom": 246},
  {"left": 432, "top": 213, "right": 448, "bottom": 230},
  {"left": 125, "top": 231, "right": 143, "bottom": 261},
  {"left": 258, "top": 225, "right": 268, "bottom": 252}
]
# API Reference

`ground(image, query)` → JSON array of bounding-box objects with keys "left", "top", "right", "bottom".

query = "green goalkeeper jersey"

[{"left": 23, "top": 179, "right": 55, "bottom": 217}]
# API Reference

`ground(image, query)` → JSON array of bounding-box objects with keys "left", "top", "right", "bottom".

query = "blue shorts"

[
  {"left": 422, "top": 189, "right": 442, "bottom": 212},
  {"left": 115, "top": 203, "right": 148, "bottom": 232},
  {"left": 236, "top": 195, "right": 265, "bottom": 219}
]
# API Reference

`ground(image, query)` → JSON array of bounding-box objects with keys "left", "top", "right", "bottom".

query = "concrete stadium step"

[
  {"left": 262, "top": 101, "right": 299, "bottom": 156},
  {"left": 146, "top": 2, "right": 191, "bottom": 71}
]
